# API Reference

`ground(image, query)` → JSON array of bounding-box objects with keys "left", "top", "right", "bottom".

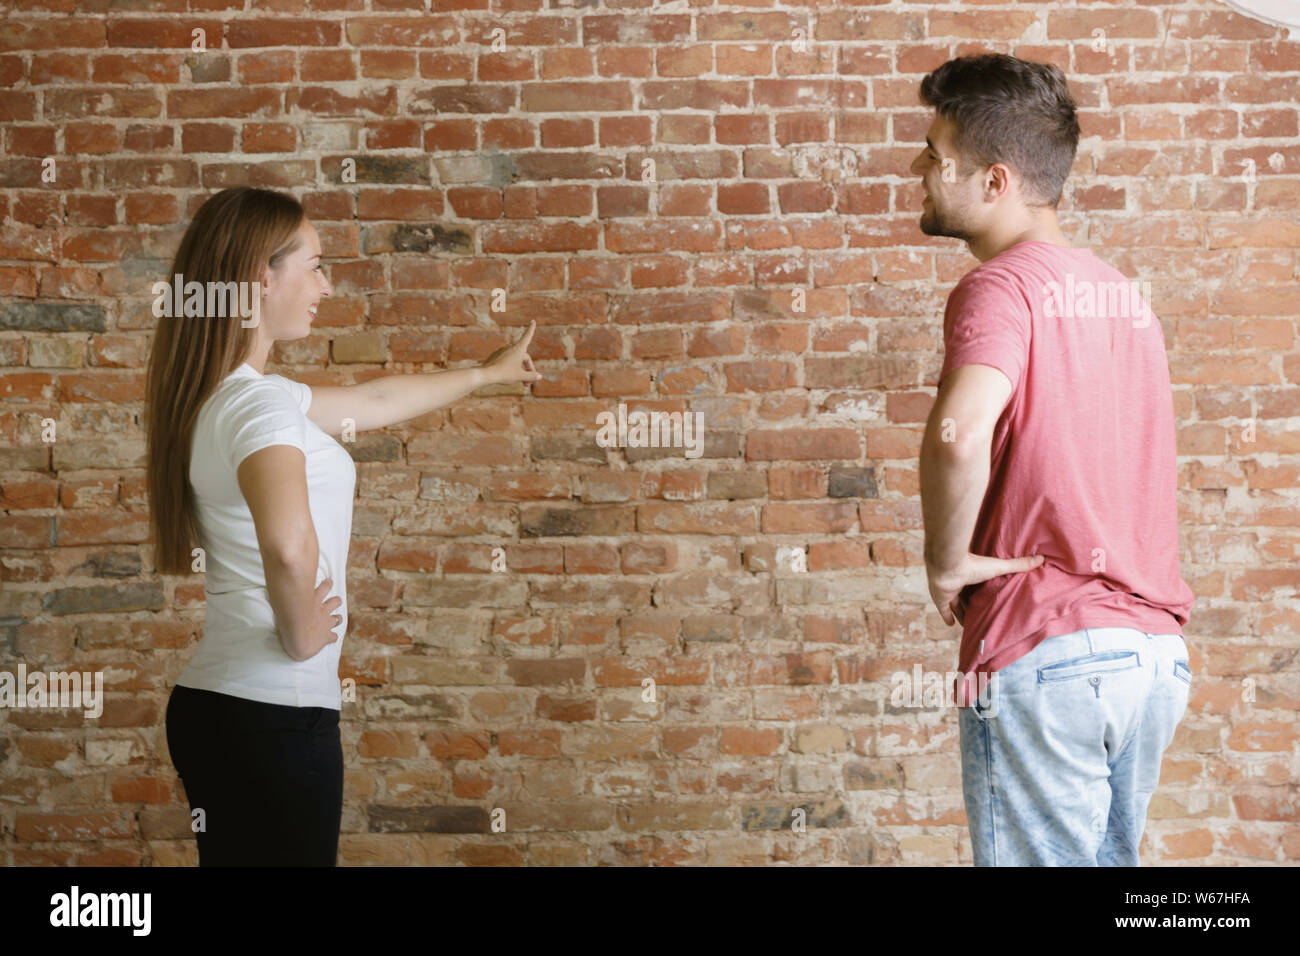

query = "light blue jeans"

[{"left": 959, "top": 627, "right": 1191, "bottom": 866}]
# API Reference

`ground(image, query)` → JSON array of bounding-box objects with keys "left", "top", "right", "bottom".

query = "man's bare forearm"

[
  {"left": 354, "top": 366, "right": 499, "bottom": 431},
  {"left": 920, "top": 418, "right": 992, "bottom": 579}
]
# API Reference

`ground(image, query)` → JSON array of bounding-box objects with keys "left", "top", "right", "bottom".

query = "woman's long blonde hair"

[{"left": 145, "top": 187, "right": 305, "bottom": 574}]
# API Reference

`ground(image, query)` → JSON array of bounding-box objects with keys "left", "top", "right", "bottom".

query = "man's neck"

[{"left": 968, "top": 216, "right": 1071, "bottom": 263}]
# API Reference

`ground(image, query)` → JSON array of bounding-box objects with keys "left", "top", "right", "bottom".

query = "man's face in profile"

[{"left": 910, "top": 114, "right": 981, "bottom": 242}]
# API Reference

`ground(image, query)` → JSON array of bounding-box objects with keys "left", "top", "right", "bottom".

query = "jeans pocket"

[
  {"left": 1173, "top": 659, "right": 1192, "bottom": 684},
  {"left": 1037, "top": 649, "right": 1141, "bottom": 683}
]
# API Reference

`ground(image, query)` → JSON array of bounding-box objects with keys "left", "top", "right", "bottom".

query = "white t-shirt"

[{"left": 177, "top": 362, "right": 356, "bottom": 709}]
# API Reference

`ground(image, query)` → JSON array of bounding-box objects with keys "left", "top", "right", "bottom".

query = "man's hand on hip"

[{"left": 927, "top": 552, "right": 1045, "bottom": 626}]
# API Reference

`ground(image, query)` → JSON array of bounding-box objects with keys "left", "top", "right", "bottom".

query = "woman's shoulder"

[
  {"left": 198, "top": 369, "right": 309, "bottom": 427},
  {"left": 259, "top": 372, "right": 311, "bottom": 414}
]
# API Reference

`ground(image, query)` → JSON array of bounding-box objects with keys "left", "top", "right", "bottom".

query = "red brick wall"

[{"left": 1, "top": 0, "right": 1297, "bottom": 865}]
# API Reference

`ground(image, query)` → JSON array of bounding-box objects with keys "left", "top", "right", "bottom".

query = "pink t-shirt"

[{"left": 940, "top": 240, "right": 1194, "bottom": 705}]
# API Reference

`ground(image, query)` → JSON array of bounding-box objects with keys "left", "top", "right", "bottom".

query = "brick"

[
  {"left": 16, "top": 813, "right": 133, "bottom": 842},
  {"left": 2, "top": 20, "right": 106, "bottom": 51}
]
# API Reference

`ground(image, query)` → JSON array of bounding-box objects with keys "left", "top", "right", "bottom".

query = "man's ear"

[{"left": 977, "top": 164, "right": 998, "bottom": 200}]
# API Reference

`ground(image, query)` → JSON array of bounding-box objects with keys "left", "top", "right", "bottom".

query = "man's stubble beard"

[{"left": 919, "top": 203, "right": 972, "bottom": 242}]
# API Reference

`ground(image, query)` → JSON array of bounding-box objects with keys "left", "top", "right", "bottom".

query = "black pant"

[{"left": 165, "top": 684, "right": 343, "bottom": 866}]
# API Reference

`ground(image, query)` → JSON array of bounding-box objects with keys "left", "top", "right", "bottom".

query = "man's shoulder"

[
  {"left": 948, "top": 253, "right": 1035, "bottom": 311},
  {"left": 954, "top": 242, "right": 1129, "bottom": 306}
]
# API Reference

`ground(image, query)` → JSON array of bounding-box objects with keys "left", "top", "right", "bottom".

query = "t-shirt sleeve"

[
  {"left": 939, "top": 271, "right": 1031, "bottom": 394},
  {"left": 215, "top": 380, "right": 309, "bottom": 471},
  {"left": 263, "top": 373, "right": 312, "bottom": 414}
]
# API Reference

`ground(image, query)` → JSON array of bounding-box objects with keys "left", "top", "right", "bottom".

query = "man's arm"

[{"left": 920, "top": 364, "right": 1013, "bottom": 580}]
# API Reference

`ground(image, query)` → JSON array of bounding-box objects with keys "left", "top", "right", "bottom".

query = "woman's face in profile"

[{"left": 261, "top": 218, "right": 332, "bottom": 341}]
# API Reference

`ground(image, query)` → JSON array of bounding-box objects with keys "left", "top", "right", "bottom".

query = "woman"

[{"left": 147, "top": 186, "right": 541, "bottom": 865}]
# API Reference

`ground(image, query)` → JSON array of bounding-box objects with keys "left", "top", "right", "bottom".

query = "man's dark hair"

[{"left": 919, "top": 53, "right": 1080, "bottom": 207}]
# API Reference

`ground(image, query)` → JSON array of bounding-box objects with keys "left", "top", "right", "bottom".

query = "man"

[{"left": 913, "top": 53, "right": 1196, "bottom": 866}]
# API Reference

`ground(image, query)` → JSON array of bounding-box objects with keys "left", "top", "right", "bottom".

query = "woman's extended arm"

[{"left": 306, "top": 321, "right": 542, "bottom": 435}]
